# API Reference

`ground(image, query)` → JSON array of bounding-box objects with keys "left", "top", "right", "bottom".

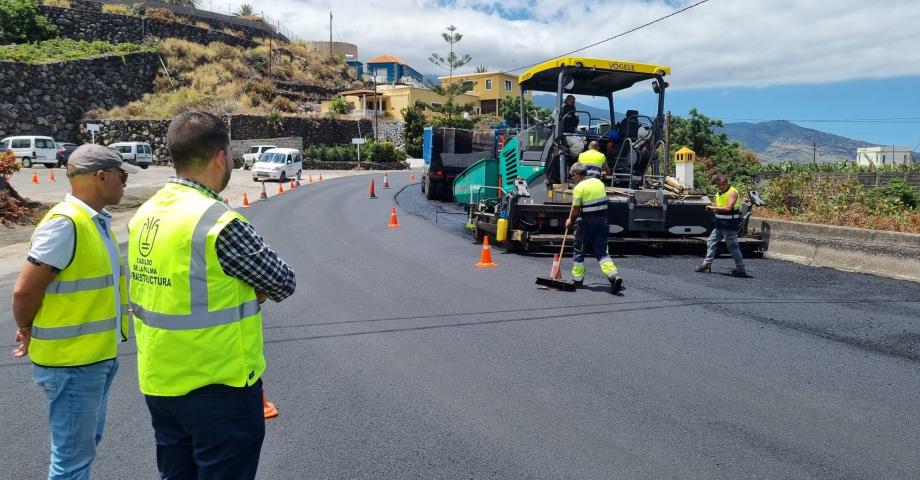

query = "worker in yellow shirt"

[
  {"left": 577, "top": 140, "right": 609, "bottom": 179},
  {"left": 565, "top": 162, "right": 622, "bottom": 293}
]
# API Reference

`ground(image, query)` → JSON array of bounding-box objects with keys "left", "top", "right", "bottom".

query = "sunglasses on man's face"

[{"left": 101, "top": 169, "right": 128, "bottom": 183}]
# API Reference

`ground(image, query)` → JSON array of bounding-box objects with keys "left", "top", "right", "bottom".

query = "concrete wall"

[
  {"left": 0, "top": 52, "right": 159, "bottom": 142},
  {"left": 754, "top": 217, "right": 920, "bottom": 283}
]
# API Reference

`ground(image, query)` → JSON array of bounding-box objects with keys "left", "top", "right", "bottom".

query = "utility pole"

[
  {"left": 813, "top": 141, "right": 817, "bottom": 165},
  {"left": 329, "top": 11, "right": 333, "bottom": 57},
  {"left": 665, "top": 110, "right": 671, "bottom": 177},
  {"left": 373, "top": 75, "right": 378, "bottom": 141},
  {"left": 265, "top": 11, "right": 271, "bottom": 81}
]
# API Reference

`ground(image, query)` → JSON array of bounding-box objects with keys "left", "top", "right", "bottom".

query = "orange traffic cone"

[
  {"left": 259, "top": 181, "right": 268, "bottom": 200},
  {"left": 49, "top": 170, "right": 56, "bottom": 182},
  {"left": 318, "top": 173, "right": 324, "bottom": 182},
  {"left": 277, "top": 182, "right": 285, "bottom": 195},
  {"left": 242, "top": 192, "right": 251, "bottom": 208},
  {"left": 475, "top": 236, "right": 497, "bottom": 268},
  {"left": 263, "top": 392, "right": 278, "bottom": 419},
  {"left": 387, "top": 207, "right": 399, "bottom": 228},
  {"left": 31, "top": 172, "right": 39, "bottom": 184},
  {"left": 382, "top": 172, "right": 390, "bottom": 189},
  {"left": 409, "top": 174, "right": 416, "bottom": 182},
  {"left": 549, "top": 254, "right": 562, "bottom": 279},
  {"left": 290, "top": 179, "right": 296, "bottom": 190},
  {"left": 368, "top": 179, "right": 377, "bottom": 199},
  {"left": 307, "top": 174, "right": 313, "bottom": 184}
]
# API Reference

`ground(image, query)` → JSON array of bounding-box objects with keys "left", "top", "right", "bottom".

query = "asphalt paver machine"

[{"left": 466, "top": 56, "right": 767, "bottom": 254}]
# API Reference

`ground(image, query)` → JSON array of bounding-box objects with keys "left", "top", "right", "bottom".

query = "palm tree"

[
  {"left": 475, "top": 65, "right": 488, "bottom": 73},
  {"left": 234, "top": 4, "right": 255, "bottom": 16}
]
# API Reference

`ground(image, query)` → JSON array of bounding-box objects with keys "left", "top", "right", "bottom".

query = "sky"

[{"left": 225, "top": 0, "right": 920, "bottom": 149}]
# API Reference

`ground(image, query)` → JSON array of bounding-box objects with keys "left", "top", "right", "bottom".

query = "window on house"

[
  {"left": 462, "top": 80, "right": 475, "bottom": 90},
  {"left": 431, "top": 102, "right": 443, "bottom": 109},
  {"left": 485, "top": 79, "right": 492, "bottom": 90},
  {"left": 882, "top": 155, "right": 886, "bottom": 164},
  {"left": 504, "top": 80, "right": 512, "bottom": 91}
]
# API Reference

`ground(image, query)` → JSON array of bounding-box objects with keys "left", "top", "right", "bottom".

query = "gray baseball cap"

[
  {"left": 569, "top": 162, "right": 588, "bottom": 175},
  {"left": 67, "top": 144, "right": 140, "bottom": 176}
]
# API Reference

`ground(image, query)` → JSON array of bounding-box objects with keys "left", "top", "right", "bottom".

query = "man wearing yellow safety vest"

[
  {"left": 565, "top": 162, "right": 623, "bottom": 293},
  {"left": 129, "top": 111, "right": 296, "bottom": 479},
  {"left": 577, "top": 140, "right": 610, "bottom": 179},
  {"left": 695, "top": 173, "right": 748, "bottom": 277},
  {"left": 12, "top": 144, "right": 135, "bottom": 479}
]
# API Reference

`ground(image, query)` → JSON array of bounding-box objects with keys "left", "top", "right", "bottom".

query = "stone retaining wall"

[
  {"left": 0, "top": 52, "right": 159, "bottom": 142},
  {"left": 754, "top": 217, "right": 920, "bottom": 283},
  {"left": 39, "top": 5, "right": 255, "bottom": 48},
  {"left": 374, "top": 121, "right": 405, "bottom": 150},
  {"left": 80, "top": 117, "right": 379, "bottom": 164}
]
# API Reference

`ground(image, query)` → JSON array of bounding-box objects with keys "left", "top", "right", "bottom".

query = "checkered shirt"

[{"left": 169, "top": 177, "right": 296, "bottom": 302}]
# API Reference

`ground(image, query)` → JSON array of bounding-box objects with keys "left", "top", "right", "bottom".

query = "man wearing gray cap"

[{"left": 11, "top": 144, "right": 137, "bottom": 479}]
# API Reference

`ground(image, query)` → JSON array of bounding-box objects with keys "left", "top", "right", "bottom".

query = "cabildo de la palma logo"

[{"left": 138, "top": 217, "right": 160, "bottom": 257}]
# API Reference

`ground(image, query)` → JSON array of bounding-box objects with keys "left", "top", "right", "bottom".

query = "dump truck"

[{"left": 457, "top": 56, "right": 768, "bottom": 254}]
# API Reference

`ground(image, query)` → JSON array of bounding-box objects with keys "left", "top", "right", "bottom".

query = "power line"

[{"left": 502, "top": 0, "right": 710, "bottom": 74}]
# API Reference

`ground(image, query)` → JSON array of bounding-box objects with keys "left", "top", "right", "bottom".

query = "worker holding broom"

[{"left": 565, "top": 162, "right": 623, "bottom": 293}]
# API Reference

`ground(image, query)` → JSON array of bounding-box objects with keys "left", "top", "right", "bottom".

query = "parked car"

[
  {"left": 0, "top": 135, "right": 58, "bottom": 168},
  {"left": 252, "top": 148, "right": 302, "bottom": 182},
  {"left": 242, "top": 145, "right": 277, "bottom": 170},
  {"left": 56, "top": 142, "right": 79, "bottom": 167},
  {"left": 109, "top": 141, "right": 153, "bottom": 169}
]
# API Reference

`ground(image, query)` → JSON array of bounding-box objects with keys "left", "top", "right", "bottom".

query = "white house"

[{"left": 856, "top": 146, "right": 915, "bottom": 166}]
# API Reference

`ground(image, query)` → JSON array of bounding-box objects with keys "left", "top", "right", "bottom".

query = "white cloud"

[{"left": 240, "top": 0, "right": 920, "bottom": 90}]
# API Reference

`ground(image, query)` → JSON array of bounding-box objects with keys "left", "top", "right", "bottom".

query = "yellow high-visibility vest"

[
  {"left": 29, "top": 201, "right": 128, "bottom": 367},
  {"left": 573, "top": 177, "right": 608, "bottom": 216},
  {"left": 129, "top": 183, "right": 263, "bottom": 397},
  {"left": 714, "top": 186, "right": 741, "bottom": 220},
  {"left": 578, "top": 149, "right": 606, "bottom": 177}
]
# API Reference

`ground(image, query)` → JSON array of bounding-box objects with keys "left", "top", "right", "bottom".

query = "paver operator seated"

[{"left": 565, "top": 162, "right": 623, "bottom": 293}]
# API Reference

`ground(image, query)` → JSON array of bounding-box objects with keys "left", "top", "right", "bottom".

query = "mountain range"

[{"left": 530, "top": 94, "right": 889, "bottom": 164}]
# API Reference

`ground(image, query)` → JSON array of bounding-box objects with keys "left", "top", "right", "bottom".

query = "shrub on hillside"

[
  {"left": 0, "top": 38, "right": 154, "bottom": 62},
  {"left": 42, "top": 0, "right": 70, "bottom": 7},
  {"left": 101, "top": 3, "right": 128, "bottom": 14},
  {"left": 145, "top": 7, "right": 180, "bottom": 23},
  {"left": 0, "top": 0, "right": 59, "bottom": 44}
]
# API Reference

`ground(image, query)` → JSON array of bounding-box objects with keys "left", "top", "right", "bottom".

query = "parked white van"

[
  {"left": 242, "top": 145, "right": 277, "bottom": 170},
  {"left": 0, "top": 135, "right": 58, "bottom": 168},
  {"left": 109, "top": 142, "right": 153, "bottom": 169},
  {"left": 251, "top": 148, "right": 302, "bottom": 182}
]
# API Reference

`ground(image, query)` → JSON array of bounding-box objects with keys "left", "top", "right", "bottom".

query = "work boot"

[
  {"left": 609, "top": 276, "right": 623, "bottom": 294},
  {"left": 694, "top": 263, "right": 711, "bottom": 273},
  {"left": 730, "top": 268, "right": 750, "bottom": 278}
]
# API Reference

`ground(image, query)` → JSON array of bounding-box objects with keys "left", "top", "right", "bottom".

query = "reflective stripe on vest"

[
  {"left": 46, "top": 274, "right": 114, "bottom": 294},
  {"left": 32, "top": 317, "right": 116, "bottom": 340},
  {"left": 581, "top": 196, "right": 608, "bottom": 213},
  {"left": 131, "top": 203, "right": 257, "bottom": 330}
]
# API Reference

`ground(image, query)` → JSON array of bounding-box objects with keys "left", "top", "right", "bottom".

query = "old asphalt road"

[{"left": 1, "top": 172, "right": 919, "bottom": 479}]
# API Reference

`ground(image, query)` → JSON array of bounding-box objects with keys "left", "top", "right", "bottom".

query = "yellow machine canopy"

[{"left": 518, "top": 57, "right": 671, "bottom": 96}]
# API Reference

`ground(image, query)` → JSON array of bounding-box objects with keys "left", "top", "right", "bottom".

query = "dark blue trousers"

[{"left": 144, "top": 380, "right": 265, "bottom": 480}]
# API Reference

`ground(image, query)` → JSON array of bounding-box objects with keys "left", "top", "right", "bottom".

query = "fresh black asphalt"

[{"left": 1, "top": 173, "right": 919, "bottom": 479}]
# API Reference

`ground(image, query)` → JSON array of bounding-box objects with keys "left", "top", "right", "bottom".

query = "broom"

[{"left": 535, "top": 203, "right": 577, "bottom": 291}]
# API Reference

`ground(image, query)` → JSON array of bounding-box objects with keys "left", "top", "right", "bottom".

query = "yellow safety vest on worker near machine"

[
  {"left": 128, "top": 183, "right": 264, "bottom": 397},
  {"left": 573, "top": 177, "right": 608, "bottom": 216},
  {"left": 714, "top": 186, "right": 742, "bottom": 220},
  {"left": 578, "top": 149, "right": 607, "bottom": 178},
  {"left": 29, "top": 201, "right": 128, "bottom": 367}
]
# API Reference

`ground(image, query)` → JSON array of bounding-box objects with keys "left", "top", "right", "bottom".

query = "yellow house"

[
  {"left": 438, "top": 71, "right": 531, "bottom": 116},
  {"left": 321, "top": 85, "right": 480, "bottom": 121}
]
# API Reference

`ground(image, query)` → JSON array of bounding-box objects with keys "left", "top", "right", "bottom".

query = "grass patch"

[
  {"left": 101, "top": 3, "right": 128, "bottom": 14},
  {"left": 0, "top": 38, "right": 155, "bottom": 63},
  {"left": 42, "top": 0, "right": 70, "bottom": 7},
  {"left": 91, "top": 37, "right": 355, "bottom": 119}
]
